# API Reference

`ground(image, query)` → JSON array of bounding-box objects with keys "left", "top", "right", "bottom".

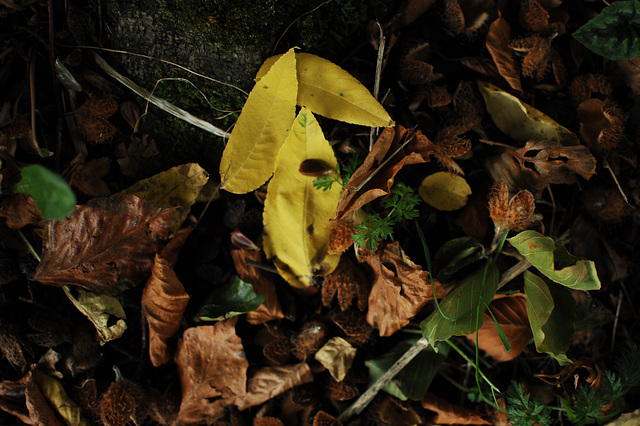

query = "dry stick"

[
  {"left": 369, "top": 20, "right": 385, "bottom": 151},
  {"left": 338, "top": 337, "right": 430, "bottom": 422},
  {"left": 91, "top": 53, "right": 231, "bottom": 139},
  {"left": 603, "top": 157, "right": 634, "bottom": 207}
]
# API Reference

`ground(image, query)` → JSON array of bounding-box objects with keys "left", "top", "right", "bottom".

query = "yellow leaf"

[
  {"left": 478, "top": 81, "right": 578, "bottom": 145},
  {"left": 257, "top": 53, "right": 393, "bottom": 127},
  {"left": 263, "top": 108, "right": 342, "bottom": 288},
  {"left": 33, "top": 369, "right": 88, "bottom": 426},
  {"left": 116, "top": 163, "right": 209, "bottom": 235},
  {"left": 419, "top": 172, "right": 472, "bottom": 211},
  {"left": 220, "top": 48, "right": 298, "bottom": 194},
  {"left": 315, "top": 337, "right": 357, "bottom": 382}
]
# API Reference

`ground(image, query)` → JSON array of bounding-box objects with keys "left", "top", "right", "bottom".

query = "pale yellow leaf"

[
  {"left": 116, "top": 163, "right": 209, "bottom": 234},
  {"left": 419, "top": 172, "right": 471, "bottom": 211},
  {"left": 263, "top": 108, "right": 342, "bottom": 288},
  {"left": 220, "top": 48, "right": 298, "bottom": 194},
  {"left": 257, "top": 53, "right": 393, "bottom": 127},
  {"left": 478, "top": 81, "right": 578, "bottom": 145},
  {"left": 33, "top": 369, "right": 88, "bottom": 426},
  {"left": 315, "top": 336, "right": 357, "bottom": 382}
]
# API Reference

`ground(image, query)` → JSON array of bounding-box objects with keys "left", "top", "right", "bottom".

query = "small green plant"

[
  {"left": 505, "top": 380, "right": 554, "bottom": 426},
  {"left": 313, "top": 153, "right": 361, "bottom": 191}
]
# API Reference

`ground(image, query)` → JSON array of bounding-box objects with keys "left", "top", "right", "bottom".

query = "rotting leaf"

[
  {"left": 419, "top": 172, "right": 472, "bottom": 211},
  {"left": 422, "top": 391, "right": 491, "bottom": 425},
  {"left": 513, "top": 140, "right": 597, "bottom": 184},
  {"left": 509, "top": 230, "right": 601, "bottom": 291},
  {"left": 263, "top": 108, "right": 342, "bottom": 288},
  {"left": 194, "top": 276, "right": 266, "bottom": 322},
  {"left": 116, "top": 163, "right": 209, "bottom": 235},
  {"left": 235, "top": 362, "right": 313, "bottom": 410},
  {"left": 33, "top": 369, "right": 87, "bottom": 426},
  {"left": 65, "top": 155, "right": 111, "bottom": 198},
  {"left": 315, "top": 337, "right": 357, "bottom": 382},
  {"left": 322, "top": 256, "right": 370, "bottom": 312},
  {"left": 33, "top": 195, "right": 173, "bottom": 294},
  {"left": 366, "top": 242, "right": 445, "bottom": 337},
  {"left": 220, "top": 48, "right": 297, "bottom": 194},
  {"left": 174, "top": 319, "right": 248, "bottom": 425},
  {"left": 466, "top": 294, "right": 533, "bottom": 362},
  {"left": 0, "top": 193, "right": 42, "bottom": 229},
  {"left": 486, "top": 14, "right": 522, "bottom": 92}
]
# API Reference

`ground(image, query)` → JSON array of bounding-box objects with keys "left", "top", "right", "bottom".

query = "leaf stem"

[{"left": 18, "top": 229, "right": 41, "bottom": 262}]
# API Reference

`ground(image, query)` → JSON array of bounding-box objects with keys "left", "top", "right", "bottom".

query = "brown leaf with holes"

[
  {"left": 0, "top": 193, "right": 42, "bottom": 229},
  {"left": 235, "top": 363, "right": 313, "bottom": 410},
  {"left": 366, "top": 242, "right": 445, "bottom": 336},
  {"left": 486, "top": 14, "right": 522, "bottom": 92},
  {"left": 174, "top": 319, "right": 248, "bottom": 424},
  {"left": 334, "top": 126, "right": 438, "bottom": 221},
  {"left": 514, "top": 140, "right": 597, "bottom": 184},
  {"left": 422, "top": 392, "right": 491, "bottom": 424},
  {"left": 33, "top": 195, "right": 173, "bottom": 294},
  {"left": 322, "top": 257, "right": 370, "bottom": 311},
  {"left": 466, "top": 294, "right": 533, "bottom": 362}
]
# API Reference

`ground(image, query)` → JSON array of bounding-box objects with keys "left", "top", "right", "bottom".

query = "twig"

[
  {"left": 272, "top": 0, "right": 333, "bottom": 54},
  {"left": 603, "top": 157, "right": 634, "bottom": 208},
  {"left": 497, "top": 258, "right": 532, "bottom": 291},
  {"left": 91, "top": 53, "right": 231, "bottom": 139},
  {"left": 338, "top": 337, "right": 430, "bottom": 422},
  {"left": 611, "top": 288, "right": 623, "bottom": 350},
  {"left": 369, "top": 20, "right": 385, "bottom": 151}
]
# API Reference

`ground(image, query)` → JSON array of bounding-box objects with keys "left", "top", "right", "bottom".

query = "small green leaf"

[
  {"left": 195, "top": 276, "right": 266, "bottom": 322},
  {"left": 13, "top": 165, "right": 76, "bottom": 220},
  {"left": 432, "top": 237, "right": 482, "bottom": 277},
  {"left": 523, "top": 271, "right": 575, "bottom": 365},
  {"left": 421, "top": 262, "right": 499, "bottom": 346},
  {"left": 365, "top": 338, "right": 448, "bottom": 401},
  {"left": 508, "top": 230, "right": 601, "bottom": 291},
  {"left": 573, "top": 0, "right": 640, "bottom": 60}
]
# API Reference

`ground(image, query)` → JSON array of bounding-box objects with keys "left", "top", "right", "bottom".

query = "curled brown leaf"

[
  {"left": 235, "top": 363, "right": 313, "bottom": 411},
  {"left": 486, "top": 14, "right": 522, "bottom": 92}
]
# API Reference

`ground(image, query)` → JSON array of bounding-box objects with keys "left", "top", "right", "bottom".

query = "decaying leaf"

[
  {"left": 536, "top": 356, "right": 603, "bottom": 394},
  {"left": 366, "top": 242, "right": 445, "bottom": 337},
  {"left": 114, "top": 135, "right": 159, "bottom": 179},
  {"left": 419, "top": 172, "right": 472, "bottom": 211},
  {"left": 65, "top": 154, "right": 111, "bottom": 198},
  {"left": 33, "top": 195, "right": 173, "bottom": 294},
  {"left": 263, "top": 108, "right": 342, "bottom": 288},
  {"left": 0, "top": 369, "right": 66, "bottom": 425},
  {"left": 174, "top": 320, "right": 248, "bottom": 424},
  {"left": 220, "top": 48, "right": 297, "bottom": 194},
  {"left": 235, "top": 363, "right": 313, "bottom": 410},
  {"left": 466, "top": 294, "right": 533, "bottom": 362},
  {"left": 486, "top": 14, "right": 522, "bottom": 92},
  {"left": 116, "top": 163, "right": 209, "bottom": 235},
  {"left": 314, "top": 337, "right": 357, "bottom": 382},
  {"left": 488, "top": 179, "right": 538, "bottom": 235},
  {"left": 33, "top": 369, "right": 87, "bottom": 426},
  {"left": 322, "top": 256, "right": 369, "bottom": 312},
  {"left": 0, "top": 193, "right": 42, "bottom": 229},
  {"left": 422, "top": 392, "right": 491, "bottom": 425}
]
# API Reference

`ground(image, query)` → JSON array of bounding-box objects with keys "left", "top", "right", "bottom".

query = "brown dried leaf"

[
  {"left": 577, "top": 98, "right": 625, "bottom": 152},
  {"left": 322, "top": 256, "right": 370, "bottom": 311},
  {"left": 366, "top": 242, "right": 445, "bottom": 336},
  {"left": 0, "top": 369, "right": 65, "bottom": 426},
  {"left": 466, "top": 294, "right": 533, "bottom": 362},
  {"left": 520, "top": 0, "right": 549, "bottom": 33},
  {"left": 66, "top": 155, "right": 111, "bottom": 198},
  {"left": 33, "top": 195, "right": 173, "bottom": 294},
  {"left": 235, "top": 363, "right": 313, "bottom": 410},
  {"left": 334, "top": 126, "right": 437, "bottom": 221},
  {"left": 422, "top": 391, "right": 491, "bottom": 424},
  {"left": 175, "top": 320, "right": 248, "bottom": 425},
  {"left": 0, "top": 193, "right": 42, "bottom": 229},
  {"left": 231, "top": 248, "right": 284, "bottom": 325},
  {"left": 488, "top": 179, "right": 538, "bottom": 234},
  {"left": 486, "top": 14, "right": 522, "bottom": 92},
  {"left": 536, "top": 357, "right": 602, "bottom": 394},
  {"left": 514, "top": 140, "right": 597, "bottom": 184}
]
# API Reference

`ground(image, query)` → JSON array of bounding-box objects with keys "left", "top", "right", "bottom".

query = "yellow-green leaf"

[
  {"left": 220, "top": 48, "right": 298, "bottom": 194},
  {"left": 478, "top": 81, "right": 579, "bottom": 145},
  {"left": 315, "top": 336, "right": 357, "bottom": 382},
  {"left": 263, "top": 108, "right": 342, "bottom": 288},
  {"left": 418, "top": 172, "right": 471, "bottom": 211},
  {"left": 63, "top": 286, "right": 127, "bottom": 345},
  {"left": 33, "top": 369, "right": 88, "bottom": 426},
  {"left": 116, "top": 163, "right": 209, "bottom": 234},
  {"left": 257, "top": 53, "right": 393, "bottom": 127}
]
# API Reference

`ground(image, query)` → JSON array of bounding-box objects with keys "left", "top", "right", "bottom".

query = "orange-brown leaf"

[
  {"left": 0, "top": 193, "right": 42, "bottom": 229},
  {"left": 175, "top": 320, "right": 248, "bottom": 425},
  {"left": 235, "top": 363, "right": 313, "bottom": 410},
  {"left": 486, "top": 15, "right": 522, "bottom": 92},
  {"left": 514, "top": 140, "right": 597, "bottom": 184},
  {"left": 33, "top": 195, "right": 173, "bottom": 294},
  {"left": 422, "top": 392, "right": 491, "bottom": 425},
  {"left": 366, "top": 242, "right": 445, "bottom": 336},
  {"left": 466, "top": 294, "right": 532, "bottom": 362}
]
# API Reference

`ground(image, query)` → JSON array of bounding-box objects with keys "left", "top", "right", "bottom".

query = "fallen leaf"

[
  {"left": 0, "top": 193, "right": 42, "bottom": 229},
  {"left": 478, "top": 81, "right": 579, "bottom": 145},
  {"left": 263, "top": 108, "right": 342, "bottom": 288},
  {"left": 466, "top": 294, "right": 533, "bottom": 362},
  {"left": 235, "top": 363, "right": 313, "bottom": 410},
  {"left": 174, "top": 320, "right": 248, "bottom": 424},
  {"left": 0, "top": 369, "right": 65, "bottom": 426},
  {"left": 115, "top": 135, "right": 159, "bottom": 179},
  {"left": 422, "top": 391, "right": 491, "bottom": 425},
  {"left": 220, "top": 48, "right": 297, "bottom": 194},
  {"left": 33, "top": 195, "right": 173, "bottom": 294},
  {"left": 334, "top": 126, "right": 438, "bottom": 221},
  {"left": 33, "top": 369, "right": 87, "bottom": 426},
  {"left": 486, "top": 14, "right": 522, "bottom": 92},
  {"left": 315, "top": 337, "right": 357, "bottom": 382},
  {"left": 116, "top": 163, "right": 209, "bottom": 235},
  {"left": 535, "top": 356, "right": 602, "bottom": 394},
  {"left": 65, "top": 155, "right": 111, "bottom": 198},
  {"left": 366, "top": 242, "right": 445, "bottom": 337},
  {"left": 419, "top": 172, "right": 472, "bottom": 211},
  {"left": 577, "top": 98, "right": 625, "bottom": 152},
  {"left": 322, "top": 256, "right": 370, "bottom": 312}
]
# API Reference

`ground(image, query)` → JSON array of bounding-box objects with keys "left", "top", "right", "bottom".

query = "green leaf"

[
  {"left": 573, "top": 0, "right": 640, "bottom": 60},
  {"left": 523, "top": 271, "right": 575, "bottom": 365},
  {"left": 508, "top": 230, "right": 601, "bottom": 291},
  {"left": 365, "top": 338, "right": 448, "bottom": 401},
  {"left": 421, "top": 262, "right": 499, "bottom": 346},
  {"left": 432, "top": 237, "right": 482, "bottom": 276},
  {"left": 194, "top": 276, "right": 266, "bottom": 322},
  {"left": 13, "top": 165, "right": 76, "bottom": 220}
]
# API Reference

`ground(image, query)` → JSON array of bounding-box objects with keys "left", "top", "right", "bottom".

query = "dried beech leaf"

[
  {"left": 0, "top": 369, "right": 65, "bottom": 425},
  {"left": 486, "top": 14, "right": 522, "bottom": 92},
  {"left": 422, "top": 391, "right": 491, "bottom": 424},
  {"left": 235, "top": 363, "right": 313, "bottom": 410},
  {"left": 33, "top": 195, "right": 173, "bottom": 294},
  {"left": 24, "top": 370, "right": 65, "bottom": 426},
  {"left": 366, "top": 242, "right": 445, "bottom": 337},
  {"left": 466, "top": 294, "right": 532, "bottom": 362},
  {"left": 314, "top": 337, "right": 357, "bottom": 382},
  {"left": 175, "top": 320, "right": 248, "bottom": 425},
  {"left": 67, "top": 156, "right": 111, "bottom": 198},
  {"left": 0, "top": 193, "right": 42, "bottom": 229},
  {"left": 33, "top": 369, "right": 88, "bottom": 426},
  {"left": 142, "top": 254, "right": 190, "bottom": 367},
  {"left": 514, "top": 140, "right": 596, "bottom": 184}
]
